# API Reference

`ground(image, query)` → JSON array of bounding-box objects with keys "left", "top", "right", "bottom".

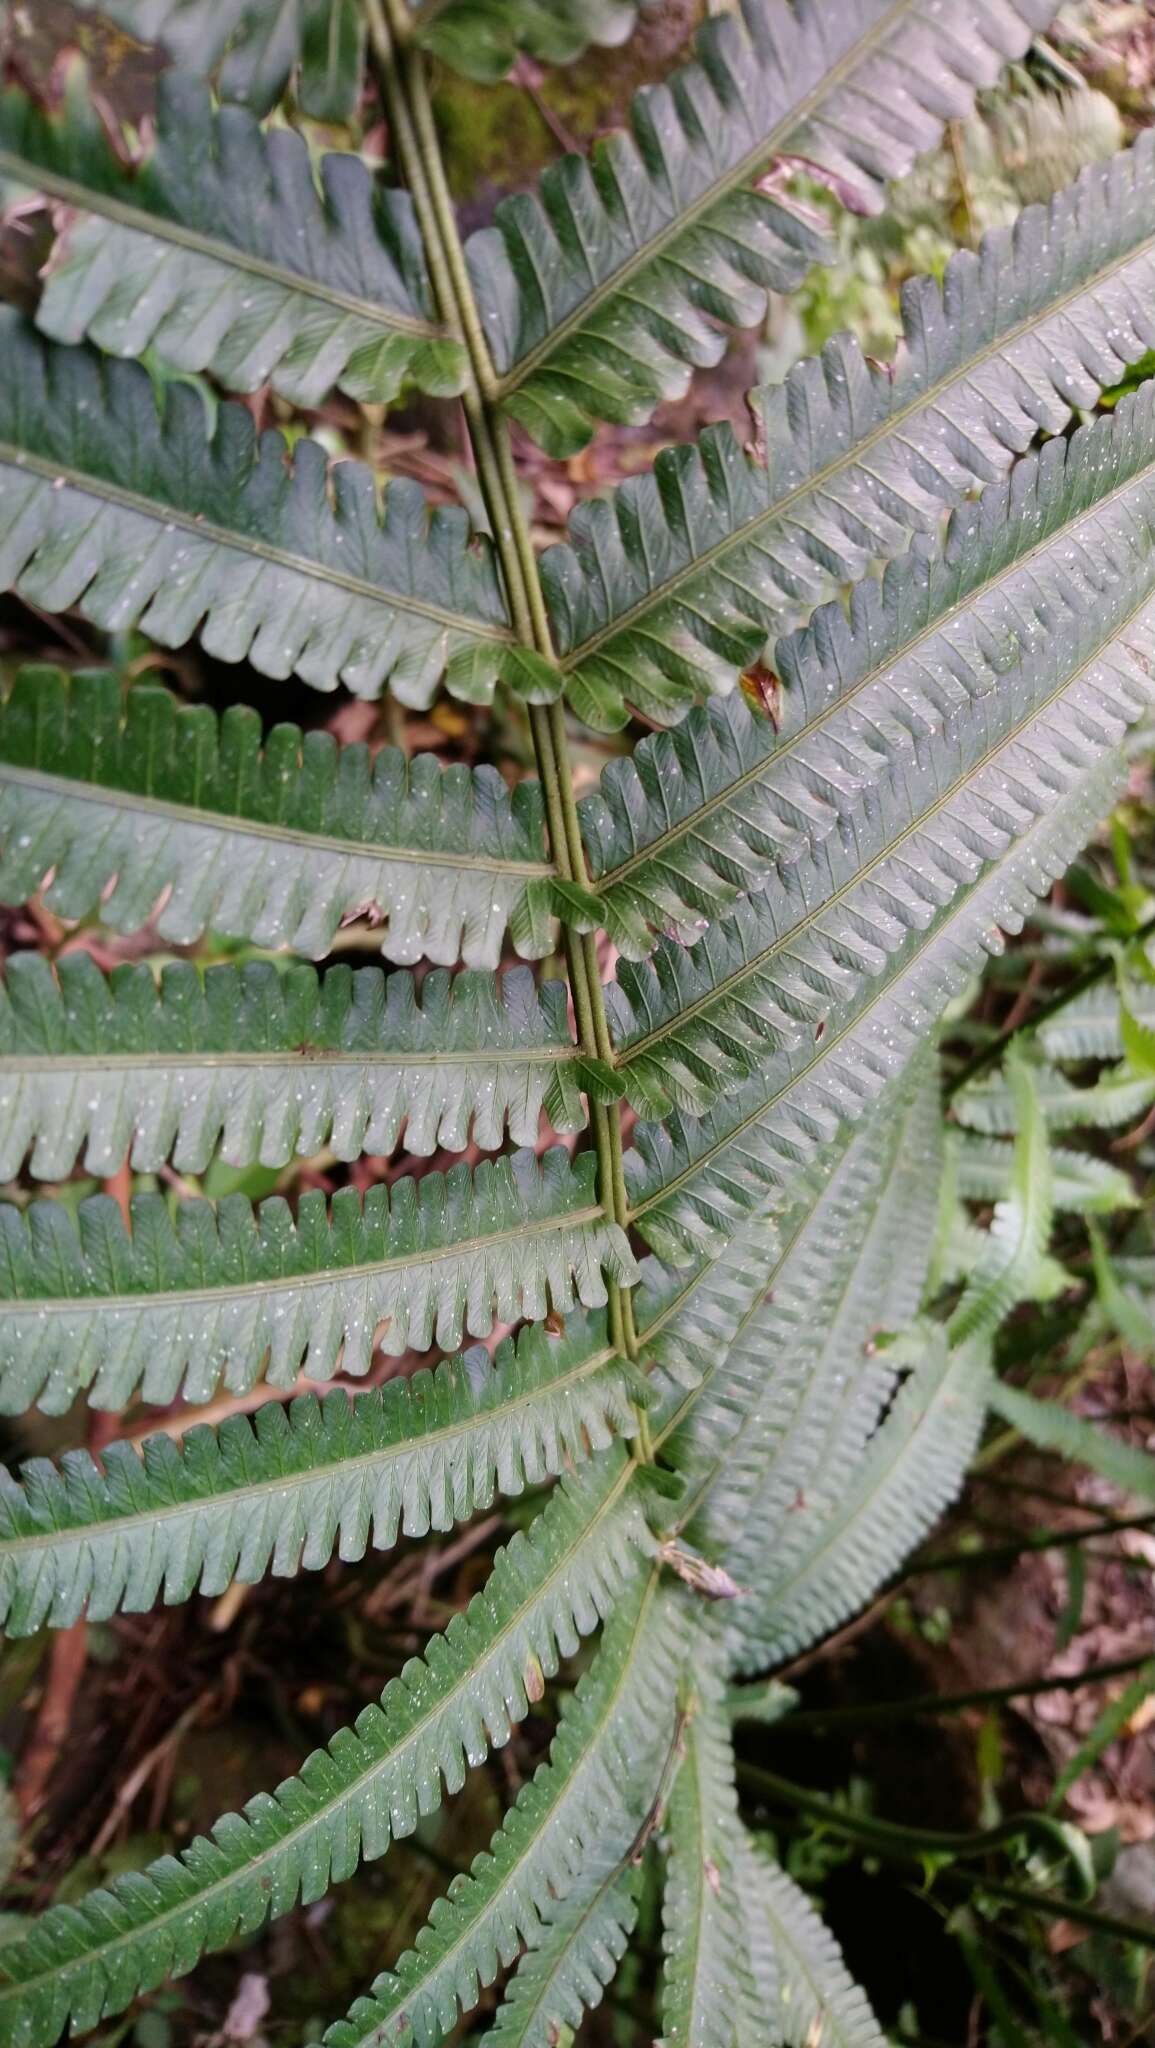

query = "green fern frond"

[
  {"left": 658, "top": 1673, "right": 759, "bottom": 2048},
  {"left": 0, "top": 319, "right": 514, "bottom": 711},
  {"left": 543, "top": 130, "right": 1155, "bottom": 729},
  {"left": 0, "top": 1312, "right": 647, "bottom": 1634},
  {"left": 467, "top": 0, "right": 1053, "bottom": 466},
  {"left": 413, "top": 0, "right": 655, "bottom": 82},
  {"left": 0, "top": 1455, "right": 651, "bottom": 2048},
  {"left": 609, "top": 389, "right": 1155, "bottom": 1120},
  {"left": 486, "top": 1857, "right": 641, "bottom": 2048},
  {"left": 1038, "top": 979, "right": 1155, "bottom": 1061},
  {"left": 954, "top": 1131, "right": 1136, "bottom": 1216},
  {"left": 324, "top": 1572, "right": 689, "bottom": 2048},
  {"left": 0, "top": 670, "right": 554, "bottom": 969},
  {"left": 74, "top": 0, "right": 364, "bottom": 118},
  {"left": 730, "top": 1329, "right": 991, "bottom": 1671},
  {"left": 0, "top": 75, "right": 465, "bottom": 409},
  {"left": 954, "top": 1056, "right": 1155, "bottom": 1134},
  {"left": 0, "top": 1148, "right": 637, "bottom": 1416},
  {"left": 666, "top": 1065, "right": 941, "bottom": 1555},
  {"left": 988, "top": 1381, "right": 1155, "bottom": 1498},
  {"left": 950, "top": 1054, "right": 1054, "bottom": 1344},
  {"left": 0, "top": 953, "right": 596, "bottom": 1181},
  {"left": 737, "top": 1835, "right": 886, "bottom": 2048}
]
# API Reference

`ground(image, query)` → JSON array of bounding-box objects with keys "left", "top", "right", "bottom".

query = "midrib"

[
  {"left": 0, "top": 150, "right": 441, "bottom": 337},
  {"left": 0, "top": 1343, "right": 619, "bottom": 1559},
  {"left": 561, "top": 224, "right": 1155, "bottom": 673},
  {"left": 0, "top": 1464, "right": 642, "bottom": 2013},
  {"left": 628, "top": 675, "right": 1144, "bottom": 1221},
  {"left": 0, "top": 1046, "right": 572, "bottom": 1072},
  {"left": 0, "top": 444, "right": 514, "bottom": 642},
  {"left": 619, "top": 573, "right": 1155, "bottom": 1068},
  {"left": 0, "top": 764, "right": 551, "bottom": 875},
  {"left": 0, "top": 1204, "right": 605, "bottom": 1315},
  {"left": 493, "top": 0, "right": 910, "bottom": 394}
]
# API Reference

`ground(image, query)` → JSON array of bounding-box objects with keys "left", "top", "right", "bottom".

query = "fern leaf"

[
  {"left": 324, "top": 1573, "right": 689, "bottom": 2048},
  {"left": 75, "top": 0, "right": 364, "bottom": 118},
  {"left": 954, "top": 1131, "right": 1136, "bottom": 1216},
  {"left": 486, "top": 1858, "right": 641, "bottom": 2048},
  {"left": 658, "top": 1674, "right": 759, "bottom": 2048},
  {"left": 1039, "top": 980, "right": 1155, "bottom": 1061},
  {"left": 989, "top": 1381, "right": 1155, "bottom": 1498},
  {"left": 0, "top": 1312, "right": 647, "bottom": 1635},
  {"left": 0, "top": 1455, "right": 651, "bottom": 2048},
  {"left": 949, "top": 1054, "right": 1053, "bottom": 1344},
  {"left": 0, "top": 954, "right": 592, "bottom": 1181},
  {"left": 413, "top": 0, "right": 655, "bottom": 83},
  {"left": 0, "top": 670, "right": 552, "bottom": 970},
  {"left": 730, "top": 1329, "right": 991, "bottom": 1671},
  {"left": 738, "top": 1835, "right": 886, "bottom": 2048},
  {"left": 0, "top": 1148, "right": 637, "bottom": 1416},
  {"left": 609, "top": 388, "right": 1155, "bottom": 1118},
  {"left": 0, "top": 319, "right": 513, "bottom": 711},
  {"left": 955, "top": 1056, "right": 1155, "bottom": 1134},
  {"left": 544, "top": 131, "right": 1155, "bottom": 729},
  {"left": 1, "top": 74, "right": 465, "bottom": 410},
  {"left": 667, "top": 1065, "right": 941, "bottom": 1556},
  {"left": 467, "top": 0, "right": 1053, "bottom": 464},
  {"left": 621, "top": 410, "right": 1155, "bottom": 1259}
]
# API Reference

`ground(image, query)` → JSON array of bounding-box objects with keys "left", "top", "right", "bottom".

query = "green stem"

[
  {"left": 737, "top": 1652, "right": 1155, "bottom": 1731},
  {"left": 739, "top": 1764, "right": 1089, "bottom": 1890},
  {"left": 912, "top": 1508, "right": 1155, "bottom": 1575},
  {"left": 364, "top": 8, "right": 642, "bottom": 1385}
]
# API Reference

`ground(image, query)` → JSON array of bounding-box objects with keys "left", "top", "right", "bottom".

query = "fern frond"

[
  {"left": 1, "top": 76, "right": 465, "bottom": 410},
  {"left": 0, "top": 1313, "right": 646, "bottom": 1635},
  {"left": 658, "top": 1673, "right": 759, "bottom": 2048},
  {"left": 486, "top": 1858, "right": 641, "bottom": 2048},
  {"left": 467, "top": 0, "right": 1053, "bottom": 465},
  {"left": 0, "top": 670, "right": 553, "bottom": 969},
  {"left": 413, "top": 0, "right": 655, "bottom": 82},
  {"left": 738, "top": 1835, "right": 886, "bottom": 2048},
  {"left": 0, "top": 954, "right": 595, "bottom": 1182},
  {"left": 0, "top": 319, "right": 514, "bottom": 711},
  {"left": 667, "top": 1065, "right": 941, "bottom": 1555},
  {"left": 955, "top": 1057, "right": 1155, "bottom": 1134},
  {"left": 74, "top": 0, "right": 364, "bottom": 118},
  {"left": 955, "top": 1132, "right": 1136, "bottom": 1216},
  {"left": 730, "top": 1329, "right": 991, "bottom": 1671},
  {"left": 622, "top": 423, "right": 1155, "bottom": 1259},
  {"left": 324, "top": 1573, "right": 689, "bottom": 2048},
  {"left": 544, "top": 131, "right": 1155, "bottom": 729},
  {"left": 1038, "top": 980, "right": 1155, "bottom": 1061},
  {"left": 988, "top": 1381, "right": 1155, "bottom": 1498},
  {"left": 949, "top": 1054, "right": 1053, "bottom": 1344},
  {"left": 0, "top": 1149, "right": 637, "bottom": 1416},
  {"left": 0, "top": 1455, "right": 651, "bottom": 2048}
]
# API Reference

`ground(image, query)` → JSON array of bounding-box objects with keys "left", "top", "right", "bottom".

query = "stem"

[
  {"left": 364, "top": 8, "right": 644, "bottom": 1396},
  {"left": 912, "top": 1508, "right": 1155, "bottom": 1575},
  {"left": 741, "top": 1652, "right": 1155, "bottom": 1731},
  {"left": 739, "top": 1764, "right": 1089, "bottom": 1886}
]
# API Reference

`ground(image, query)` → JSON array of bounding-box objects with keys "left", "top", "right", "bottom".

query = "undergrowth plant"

[{"left": 1, "top": 1, "right": 1155, "bottom": 2042}]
